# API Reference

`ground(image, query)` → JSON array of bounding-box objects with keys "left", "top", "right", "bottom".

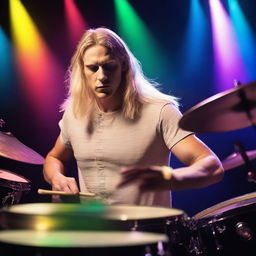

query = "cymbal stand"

[
  {"left": 234, "top": 80, "right": 256, "bottom": 130},
  {"left": 0, "top": 119, "right": 5, "bottom": 128},
  {"left": 234, "top": 141, "right": 256, "bottom": 183}
]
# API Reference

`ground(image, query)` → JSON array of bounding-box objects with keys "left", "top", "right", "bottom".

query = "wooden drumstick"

[{"left": 38, "top": 189, "right": 96, "bottom": 197}]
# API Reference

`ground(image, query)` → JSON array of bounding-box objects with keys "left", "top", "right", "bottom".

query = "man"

[{"left": 43, "top": 27, "right": 223, "bottom": 207}]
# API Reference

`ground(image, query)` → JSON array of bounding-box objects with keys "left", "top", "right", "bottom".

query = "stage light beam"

[
  {"left": 209, "top": 0, "right": 247, "bottom": 90},
  {"left": 228, "top": 0, "right": 256, "bottom": 81},
  {"left": 114, "top": 0, "right": 169, "bottom": 79},
  {"left": 64, "top": 0, "right": 88, "bottom": 49},
  {"left": 9, "top": 0, "right": 64, "bottom": 129}
]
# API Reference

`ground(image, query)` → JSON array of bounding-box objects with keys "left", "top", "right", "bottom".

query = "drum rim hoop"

[
  {"left": 193, "top": 192, "right": 256, "bottom": 219},
  {"left": 0, "top": 169, "right": 30, "bottom": 183}
]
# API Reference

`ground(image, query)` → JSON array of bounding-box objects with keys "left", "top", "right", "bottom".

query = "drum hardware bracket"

[
  {"left": 234, "top": 141, "right": 256, "bottom": 182},
  {"left": 188, "top": 235, "right": 204, "bottom": 256},
  {"left": 131, "top": 220, "right": 139, "bottom": 231},
  {"left": 233, "top": 80, "right": 256, "bottom": 129},
  {"left": 156, "top": 241, "right": 166, "bottom": 256},
  {"left": 0, "top": 119, "right": 5, "bottom": 128},
  {"left": 208, "top": 220, "right": 226, "bottom": 251},
  {"left": 2, "top": 189, "right": 27, "bottom": 205},
  {"left": 2, "top": 192, "right": 15, "bottom": 205},
  {"left": 167, "top": 216, "right": 190, "bottom": 245},
  {"left": 185, "top": 218, "right": 205, "bottom": 255}
]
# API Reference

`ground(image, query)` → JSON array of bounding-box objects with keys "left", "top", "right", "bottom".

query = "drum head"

[
  {"left": 2, "top": 203, "right": 185, "bottom": 230},
  {"left": 3, "top": 202, "right": 106, "bottom": 215},
  {"left": 104, "top": 205, "right": 184, "bottom": 221},
  {"left": 0, "top": 169, "right": 29, "bottom": 183},
  {"left": 1, "top": 202, "right": 108, "bottom": 230},
  {"left": 193, "top": 192, "right": 256, "bottom": 219},
  {"left": 0, "top": 230, "right": 168, "bottom": 247},
  {"left": 4, "top": 203, "right": 183, "bottom": 218}
]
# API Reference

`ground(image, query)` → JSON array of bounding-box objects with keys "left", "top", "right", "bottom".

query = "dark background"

[{"left": 0, "top": 0, "right": 256, "bottom": 216}]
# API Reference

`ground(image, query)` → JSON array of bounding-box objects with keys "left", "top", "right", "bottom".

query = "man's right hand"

[{"left": 51, "top": 172, "right": 79, "bottom": 194}]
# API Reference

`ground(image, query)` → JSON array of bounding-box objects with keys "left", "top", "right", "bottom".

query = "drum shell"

[
  {"left": 0, "top": 230, "right": 171, "bottom": 256},
  {"left": 110, "top": 214, "right": 192, "bottom": 256},
  {"left": 0, "top": 243, "right": 169, "bottom": 256},
  {"left": 196, "top": 202, "right": 256, "bottom": 256},
  {"left": 0, "top": 170, "right": 30, "bottom": 207}
]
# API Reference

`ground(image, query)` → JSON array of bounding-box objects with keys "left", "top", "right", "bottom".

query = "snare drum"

[
  {"left": 0, "top": 169, "right": 30, "bottom": 206},
  {"left": 193, "top": 192, "right": 256, "bottom": 256},
  {"left": 0, "top": 230, "right": 170, "bottom": 256},
  {"left": 1, "top": 203, "right": 190, "bottom": 256}
]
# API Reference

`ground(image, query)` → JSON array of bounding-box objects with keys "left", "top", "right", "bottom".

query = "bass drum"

[{"left": 193, "top": 192, "right": 256, "bottom": 256}]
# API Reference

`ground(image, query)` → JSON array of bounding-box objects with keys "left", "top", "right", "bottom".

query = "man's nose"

[{"left": 97, "top": 67, "right": 108, "bottom": 82}]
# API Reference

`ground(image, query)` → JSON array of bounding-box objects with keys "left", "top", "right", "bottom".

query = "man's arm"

[
  {"left": 118, "top": 135, "right": 224, "bottom": 191},
  {"left": 170, "top": 134, "right": 224, "bottom": 190},
  {"left": 43, "top": 135, "right": 79, "bottom": 193}
]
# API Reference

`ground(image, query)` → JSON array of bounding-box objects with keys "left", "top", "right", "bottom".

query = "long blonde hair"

[{"left": 62, "top": 27, "right": 178, "bottom": 119}]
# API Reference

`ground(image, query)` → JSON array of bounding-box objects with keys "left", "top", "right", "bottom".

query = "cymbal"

[
  {"left": 222, "top": 150, "right": 256, "bottom": 171},
  {"left": 0, "top": 131, "right": 44, "bottom": 164},
  {"left": 179, "top": 81, "right": 256, "bottom": 132}
]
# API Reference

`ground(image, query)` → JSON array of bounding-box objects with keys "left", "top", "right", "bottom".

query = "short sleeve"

[
  {"left": 58, "top": 111, "right": 72, "bottom": 149},
  {"left": 159, "top": 103, "right": 193, "bottom": 150}
]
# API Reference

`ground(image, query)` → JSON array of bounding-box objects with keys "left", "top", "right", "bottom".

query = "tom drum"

[
  {"left": 193, "top": 192, "right": 256, "bottom": 256},
  {"left": 0, "top": 169, "right": 30, "bottom": 207}
]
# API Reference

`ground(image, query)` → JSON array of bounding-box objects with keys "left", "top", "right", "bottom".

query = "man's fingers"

[
  {"left": 67, "top": 177, "right": 79, "bottom": 193},
  {"left": 53, "top": 177, "right": 79, "bottom": 193}
]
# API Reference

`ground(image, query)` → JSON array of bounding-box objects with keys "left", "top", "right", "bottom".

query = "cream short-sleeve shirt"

[{"left": 59, "top": 102, "right": 192, "bottom": 207}]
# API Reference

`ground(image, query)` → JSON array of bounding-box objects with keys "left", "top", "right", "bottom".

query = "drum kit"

[
  {"left": 0, "top": 81, "right": 256, "bottom": 256},
  {"left": 0, "top": 128, "right": 44, "bottom": 206}
]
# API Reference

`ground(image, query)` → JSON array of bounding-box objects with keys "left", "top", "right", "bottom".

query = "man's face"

[{"left": 83, "top": 45, "right": 124, "bottom": 101}]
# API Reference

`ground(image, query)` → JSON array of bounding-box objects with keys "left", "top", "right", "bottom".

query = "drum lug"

[
  {"left": 131, "top": 220, "right": 139, "bottom": 231},
  {"left": 208, "top": 221, "right": 226, "bottom": 251},
  {"left": 188, "top": 236, "right": 204, "bottom": 255},
  {"left": 235, "top": 222, "right": 253, "bottom": 241},
  {"left": 187, "top": 218, "right": 205, "bottom": 255},
  {"left": 214, "top": 222, "right": 226, "bottom": 234}
]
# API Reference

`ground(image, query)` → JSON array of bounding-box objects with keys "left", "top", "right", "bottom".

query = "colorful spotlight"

[
  {"left": 9, "top": 0, "right": 64, "bottom": 129},
  {"left": 64, "top": 0, "right": 88, "bottom": 49},
  {"left": 209, "top": 0, "right": 247, "bottom": 91}
]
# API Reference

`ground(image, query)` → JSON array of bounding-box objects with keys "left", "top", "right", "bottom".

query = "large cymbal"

[
  {"left": 222, "top": 150, "right": 256, "bottom": 171},
  {"left": 179, "top": 81, "right": 256, "bottom": 133},
  {"left": 0, "top": 131, "right": 44, "bottom": 165}
]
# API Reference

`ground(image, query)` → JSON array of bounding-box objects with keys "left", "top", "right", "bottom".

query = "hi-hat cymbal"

[
  {"left": 0, "top": 131, "right": 44, "bottom": 165},
  {"left": 179, "top": 81, "right": 256, "bottom": 133},
  {"left": 222, "top": 150, "right": 256, "bottom": 171}
]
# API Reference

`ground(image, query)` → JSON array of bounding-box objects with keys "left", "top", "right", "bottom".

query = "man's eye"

[
  {"left": 103, "top": 63, "right": 117, "bottom": 71},
  {"left": 87, "top": 65, "right": 98, "bottom": 72}
]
